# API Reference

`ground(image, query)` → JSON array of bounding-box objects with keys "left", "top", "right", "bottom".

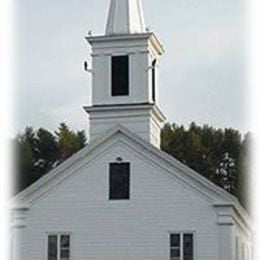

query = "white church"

[{"left": 11, "top": 0, "right": 252, "bottom": 260}]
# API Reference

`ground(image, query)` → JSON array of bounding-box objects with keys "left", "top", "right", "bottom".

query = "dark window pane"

[
  {"left": 170, "top": 234, "right": 180, "bottom": 247},
  {"left": 109, "top": 162, "right": 130, "bottom": 200},
  {"left": 183, "top": 234, "right": 194, "bottom": 260},
  {"left": 171, "top": 249, "right": 180, "bottom": 257},
  {"left": 152, "top": 59, "right": 156, "bottom": 102},
  {"left": 61, "top": 249, "right": 70, "bottom": 258},
  {"left": 48, "top": 235, "right": 57, "bottom": 260},
  {"left": 111, "top": 56, "right": 129, "bottom": 96},
  {"left": 60, "top": 235, "right": 70, "bottom": 248}
]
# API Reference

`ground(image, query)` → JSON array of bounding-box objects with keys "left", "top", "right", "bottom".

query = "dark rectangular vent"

[
  {"left": 109, "top": 162, "right": 130, "bottom": 200},
  {"left": 111, "top": 56, "right": 129, "bottom": 96},
  {"left": 152, "top": 59, "right": 156, "bottom": 102}
]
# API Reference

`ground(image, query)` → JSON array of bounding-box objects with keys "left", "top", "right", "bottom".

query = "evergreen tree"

[
  {"left": 161, "top": 122, "right": 250, "bottom": 210},
  {"left": 14, "top": 123, "right": 87, "bottom": 194},
  {"left": 34, "top": 128, "right": 59, "bottom": 175},
  {"left": 215, "top": 152, "right": 236, "bottom": 195},
  {"left": 14, "top": 127, "right": 38, "bottom": 192},
  {"left": 76, "top": 130, "right": 87, "bottom": 150},
  {"left": 237, "top": 133, "right": 251, "bottom": 210},
  {"left": 55, "top": 123, "right": 87, "bottom": 163}
]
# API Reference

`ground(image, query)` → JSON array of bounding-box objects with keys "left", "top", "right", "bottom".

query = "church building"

[{"left": 11, "top": 0, "right": 252, "bottom": 260}]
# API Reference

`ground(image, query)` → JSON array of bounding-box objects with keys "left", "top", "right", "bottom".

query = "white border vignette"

[
  {"left": 0, "top": 0, "right": 14, "bottom": 259},
  {"left": 250, "top": 0, "right": 260, "bottom": 258},
  {"left": 0, "top": 0, "right": 258, "bottom": 259}
]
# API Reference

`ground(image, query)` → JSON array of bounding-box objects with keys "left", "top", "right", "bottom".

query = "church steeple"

[
  {"left": 84, "top": 0, "right": 166, "bottom": 148},
  {"left": 105, "top": 0, "right": 146, "bottom": 35}
]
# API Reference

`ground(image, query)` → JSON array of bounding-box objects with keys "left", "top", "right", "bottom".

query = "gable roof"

[{"left": 11, "top": 125, "right": 249, "bottom": 224}]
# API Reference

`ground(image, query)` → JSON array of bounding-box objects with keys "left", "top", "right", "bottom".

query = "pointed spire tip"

[{"left": 105, "top": 0, "right": 146, "bottom": 35}]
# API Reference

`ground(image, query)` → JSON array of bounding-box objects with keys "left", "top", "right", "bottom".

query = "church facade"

[{"left": 11, "top": 1, "right": 252, "bottom": 260}]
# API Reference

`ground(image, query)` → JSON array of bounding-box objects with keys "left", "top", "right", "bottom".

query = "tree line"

[
  {"left": 14, "top": 123, "right": 86, "bottom": 193},
  {"left": 14, "top": 122, "right": 250, "bottom": 210},
  {"left": 161, "top": 122, "right": 250, "bottom": 210}
]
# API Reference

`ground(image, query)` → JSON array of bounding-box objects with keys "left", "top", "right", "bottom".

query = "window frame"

[
  {"left": 109, "top": 162, "right": 130, "bottom": 200},
  {"left": 169, "top": 231, "right": 195, "bottom": 260},
  {"left": 111, "top": 55, "right": 129, "bottom": 96},
  {"left": 46, "top": 233, "right": 71, "bottom": 260}
]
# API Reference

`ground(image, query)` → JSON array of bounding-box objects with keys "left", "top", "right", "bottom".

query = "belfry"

[{"left": 84, "top": 0, "right": 166, "bottom": 148}]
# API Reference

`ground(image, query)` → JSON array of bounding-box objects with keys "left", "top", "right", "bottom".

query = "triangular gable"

[{"left": 12, "top": 125, "right": 247, "bottom": 219}]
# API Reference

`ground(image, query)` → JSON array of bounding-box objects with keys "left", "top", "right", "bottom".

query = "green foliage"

[
  {"left": 35, "top": 128, "right": 59, "bottom": 174},
  {"left": 14, "top": 123, "right": 87, "bottom": 194},
  {"left": 161, "top": 122, "right": 250, "bottom": 210},
  {"left": 236, "top": 134, "right": 251, "bottom": 209},
  {"left": 55, "top": 123, "right": 83, "bottom": 162}
]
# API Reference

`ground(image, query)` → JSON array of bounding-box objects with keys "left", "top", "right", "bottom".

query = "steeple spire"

[
  {"left": 85, "top": 0, "right": 165, "bottom": 147},
  {"left": 105, "top": 0, "right": 146, "bottom": 35}
]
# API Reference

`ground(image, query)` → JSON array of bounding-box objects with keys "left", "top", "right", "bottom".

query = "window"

[
  {"left": 170, "top": 233, "right": 194, "bottom": 260},
  {"left": 48, "top": 234, "right": 70, "bottom": 260},
  {"left": 151, "top": 59, "right": 156, "bottom": 102},
  {"left": 111, "top": 55, "right": 129, "bottom": 96},
  {"left": 109, "top": 162, "right": 130, "bottom": 200}
]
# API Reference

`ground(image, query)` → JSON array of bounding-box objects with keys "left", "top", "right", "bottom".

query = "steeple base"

[{"left": 84, "top": 103, "right": 166, "bottom": 148}]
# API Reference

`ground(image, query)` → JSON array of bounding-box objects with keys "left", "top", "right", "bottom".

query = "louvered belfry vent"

[{"left": 111, "top": 56, "right": 129, "bottom": 96}]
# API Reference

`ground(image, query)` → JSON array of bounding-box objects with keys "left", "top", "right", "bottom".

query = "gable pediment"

[{"left": 12, "top": 125, "right": 239, "bottom": 209}]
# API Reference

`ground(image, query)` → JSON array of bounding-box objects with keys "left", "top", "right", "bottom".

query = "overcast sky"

[{"left": 14, "top": 0, "right": 248, "bottom": 136}]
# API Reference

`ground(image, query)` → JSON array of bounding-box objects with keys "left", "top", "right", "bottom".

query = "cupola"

[{"left": 84, "top": 0, "right": 166, "bottom": 148}]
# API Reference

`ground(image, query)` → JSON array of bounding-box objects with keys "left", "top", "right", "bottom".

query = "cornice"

[
  {"left": 84, "top": 103, "right": 166, "bottom": 123},
  {"left": 86, "top": 32, "right": 164, "bottom": 55},
  {"left": 214, "top": 203, "right": 252, "bottom": 237},
  {"left": 86, "top": 33, "right": 152, "bottom": 44}
]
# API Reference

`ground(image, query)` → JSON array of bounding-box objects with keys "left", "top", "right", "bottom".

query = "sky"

[{"left": 14, "top": 0, "right": 248, "bottom": 136}]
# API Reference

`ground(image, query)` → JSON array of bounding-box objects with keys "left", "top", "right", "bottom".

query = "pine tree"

[
  {"left": 161, "top": 122, "right": 249, "bottom": 210},
  {"left": 34, "top": 128, "right": 59, "bottom": 175},
  {"left": 14, "top": 123, "right": 87, "bottom": 194},
  {"left": 55, "top": 123, "right": 81, "bottom": 162},
  {"left": 215, "top": 152, "right": 237, "bottom": 195}
]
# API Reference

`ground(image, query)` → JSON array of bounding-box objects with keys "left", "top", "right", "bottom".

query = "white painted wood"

[
  {"left": 12, "top": 228, "right": 24, "bottom": 260},
  {"left": 84, "top": 104, "right": 165, "bottom": 147},
  {"left": 11, "top": 129, "right": 252, "bottom": 260},
  {"left": 219, "top": 224, "right": 234, "bottom": 260},
  {"left": 87, "top": 34, "right": 164, "bottom": 107},
  {"left": 85, "top": 33, "right": 165, "bottom": 147},
  {"left": 215, "top": 204, "right": 252, "bottom": 260},
  {"left": 84, "top": 0, "right": 165, "bottom": 148},
  {"left": 106, "top": 0, "right": 145, "bottom": 35},
  {"left": 233, "top": 222, "right": 253, "bottom": 260},
  {"left": 20, "top": 140, "right": 220, "bottom": 260},
  {"left": 11, "top": 209, "right": 28, "bottom": 260}
]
